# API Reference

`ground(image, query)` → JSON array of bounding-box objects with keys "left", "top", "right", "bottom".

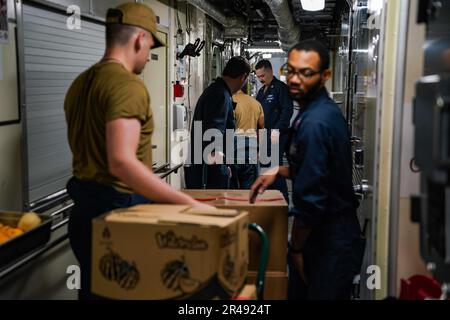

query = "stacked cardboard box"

[
  {"left": 91, "top": 205, "right": 248, "bottom": 300},
  {"left": 182, "top": 189, "right": 289, "bottom": 299},
  {"left": 246, "top": 271, "right": 288, "bottom": 300}
]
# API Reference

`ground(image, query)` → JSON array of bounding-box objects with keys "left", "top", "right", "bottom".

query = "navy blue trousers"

[
  {"left": 184, "top": 164, "right": 230, "bottom": 189},
  {"left": 288, "top": 216, "right": 365, "bottom": 300},
  {"left": 231, "top": 164, "right": 258, "bottom": 189},
  {"left": 66, "top": 177, "right": 150, "bottom": 300},
  {"left": 231, "top": 136, "right": 258, "bottom": 189},
  {"left": 261, "top": 131, "right": 289, "bottom": 202}
]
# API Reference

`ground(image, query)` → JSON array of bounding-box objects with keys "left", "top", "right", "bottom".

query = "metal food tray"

[{"left": 0, "top": 211, "right": 53, "bottom": 269}]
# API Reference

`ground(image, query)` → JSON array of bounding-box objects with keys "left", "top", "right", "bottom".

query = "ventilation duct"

[
  {"left": 187, "top": 0, "right": 247, "bottom": 28},
  {"left": 263, "top": 0, "right": 301, "bottom": 51}
]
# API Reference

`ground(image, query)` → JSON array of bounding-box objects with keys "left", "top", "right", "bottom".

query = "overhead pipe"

[
  {"left": 185, "top": 0, "right": 246, "bottom": 28},
  {"left": 263, "top": 0, "right": 301, "bottom": 51}
]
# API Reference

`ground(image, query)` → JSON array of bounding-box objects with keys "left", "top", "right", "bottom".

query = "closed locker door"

[{"left": 20, "top": 2, "right": 105, "bottom": 207}]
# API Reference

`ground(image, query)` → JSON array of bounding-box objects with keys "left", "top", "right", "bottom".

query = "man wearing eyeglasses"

[
  {"left": 255, "top": 60, "right": 293, "bottom": 203},
  {"left": 250, "top": 40, "right": 364, "bottom": 300}
]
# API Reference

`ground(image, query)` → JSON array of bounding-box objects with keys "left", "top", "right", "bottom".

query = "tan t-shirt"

[
  {"left": 232, "top": 91, "right": 264, "bottom": 136},
  {"left": 64, "top": 61, "right": 154, "bottom": 193}
]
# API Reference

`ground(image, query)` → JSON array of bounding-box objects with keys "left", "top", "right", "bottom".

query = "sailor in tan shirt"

[
  {"left": 64, "top": 3, "right": 211, "bottom": 300},
  {"left": 232, "top": 90, "right": 264, "bottom": 188}
]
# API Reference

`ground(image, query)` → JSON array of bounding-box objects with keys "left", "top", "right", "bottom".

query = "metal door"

[
  {"left": 17, "top": 1, "right": 105, "bottom": 209},
  {"left": 143, "top": 30, "right": 168, "bottom": 168},
  {"left": 338, "top": 0, "right": 386, "bottom": 299}
]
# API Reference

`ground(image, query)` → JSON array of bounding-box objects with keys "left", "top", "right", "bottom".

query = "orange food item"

[
  {"left": 6, "top": 228, "right": 23, "bottom": 238},
  {"left": 17, "top": 212, "right": 41, "bottom": 231},
  {"left": 0, "top": 225, "right": 9, "bottom": 234},
  {"left": 0, "top": 224, "right": 24, "bottom": 241},
  {"left": 0, "top": 232, "right": 9, "bottom": 244}
]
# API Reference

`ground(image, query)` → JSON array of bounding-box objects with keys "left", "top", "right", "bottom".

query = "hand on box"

[{"left": 249, "top": 173, "right": 277, "bottom": 203}]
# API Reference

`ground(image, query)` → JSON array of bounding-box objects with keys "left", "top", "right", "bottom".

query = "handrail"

[
  {"left": 30, "top": 190, "right": 71, "bottom": 214},
  {"left": 50, "top": 202, "right": 74, "bottom": 217},
  {"left": 51, "top": 218, "right": 69, "bottom": 231},
  {"left": 153, "top": 163, "right": 170, "bottom": 173},
  {"left": 158, "top": 164, "right": 183, "bottom": 179}
]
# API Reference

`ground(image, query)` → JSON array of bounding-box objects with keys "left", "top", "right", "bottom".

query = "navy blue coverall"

[
  {"left": 287, "top": 88, "right": 365, "bottom": 300},
  {"left": 185, "top": 78, "right": 235, "bottom": 189},
  {"left": 256, "top": 77, "right": 293, "bottom": 202}
]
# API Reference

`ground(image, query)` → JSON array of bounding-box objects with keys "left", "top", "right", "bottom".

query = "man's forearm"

[
  {"left": 278, "top": 166, "right": 290, "bottom": 178},
  {"left": 110, "top": 159, "right": 197, "bottom": 205}
]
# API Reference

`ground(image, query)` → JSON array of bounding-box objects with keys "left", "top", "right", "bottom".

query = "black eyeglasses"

[{"left": 281, "top": 63, "right": 322, "bottom": 80}]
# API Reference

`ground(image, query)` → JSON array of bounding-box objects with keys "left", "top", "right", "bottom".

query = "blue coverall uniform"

[
  {"left": 287, "top": 88, "right": 365, "bottom": 300},
  {"left": 185, "top": 77, "right": 235, "bottom": 189},
  {"left": 256, "top": 77, "right": 293, "bottom": 202}
]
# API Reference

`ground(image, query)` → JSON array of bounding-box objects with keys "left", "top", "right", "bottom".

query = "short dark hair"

[
  {"left": 106, "top": 24, "right": 139, "bottom": 46},
  {"left": 255, "top": 59, "right": 272, "bottom": 70},
  {"left": 223, "top": 56, "right": 251, "bottom": 79},
  {"left": 288, "top": 40, "right": 330, "bottom": 71}
]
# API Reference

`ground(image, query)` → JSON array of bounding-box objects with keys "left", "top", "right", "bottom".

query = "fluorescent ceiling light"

[
  {"left": 353, "top": 49, "right": 369, "bottom": 53},
  {"left": 245, "top": 48, "right": 284, "bottom": 53},
  {"left": 301, "top": 0, "right": 325, "bottom": 11}
]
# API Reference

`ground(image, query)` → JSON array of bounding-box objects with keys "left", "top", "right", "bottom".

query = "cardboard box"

[
  {"left": 182, "top": 190, "right": 288, "bottom": 272},
  {"left": 91, "top": 205, "right": 249, "bottom": 300},
  {"left": 247, "top": 271, "right": 288, "bottom": 300}
]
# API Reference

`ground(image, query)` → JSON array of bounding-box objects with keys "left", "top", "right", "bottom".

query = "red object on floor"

[{"left": 399, "top": 275, "right": 442, "bottom": 300}]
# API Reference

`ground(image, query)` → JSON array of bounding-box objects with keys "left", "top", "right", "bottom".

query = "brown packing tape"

[
  {"left": 185, "top": 189, "right": 287, "bottom": 206},
  {"left": 104, "top": 205, "right": 245, "bottom": 228},
  {"left": 182, "top": 207, "right": 241, "bottom": 217}
]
